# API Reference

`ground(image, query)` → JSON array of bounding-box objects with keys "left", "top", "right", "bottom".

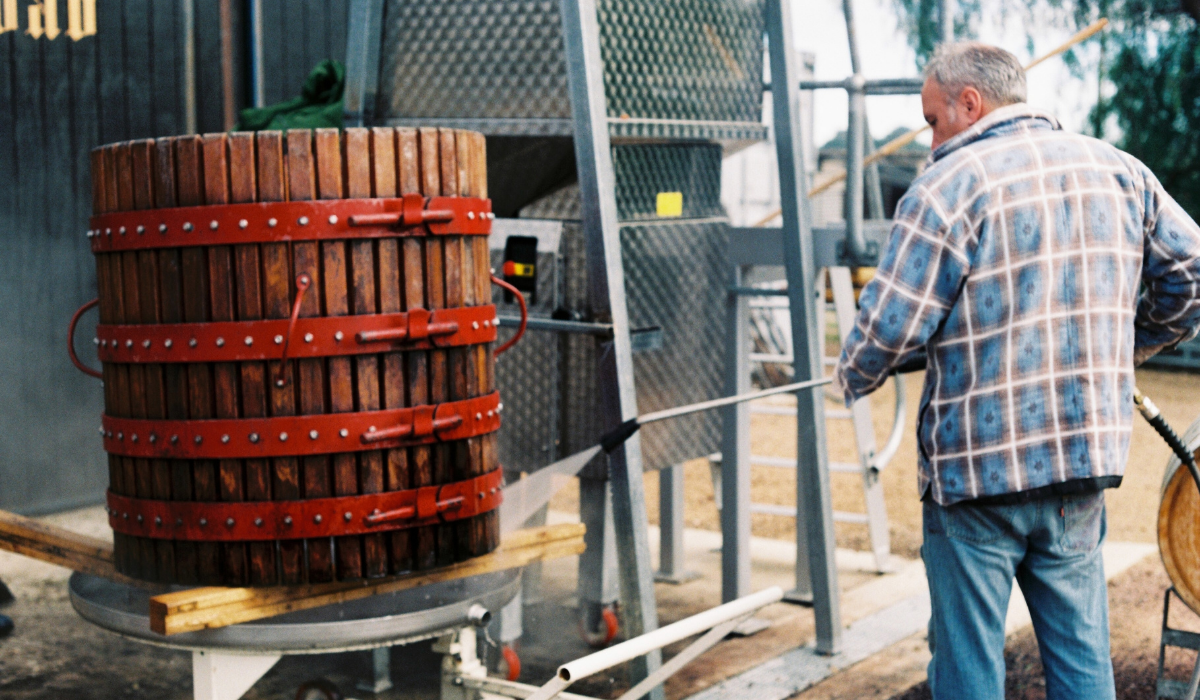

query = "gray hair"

[{"left": 924, "top": 42, "right": 1026, "bottom": 106}]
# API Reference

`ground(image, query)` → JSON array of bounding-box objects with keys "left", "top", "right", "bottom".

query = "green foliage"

[{"left": 890, "top": 0, "right": 1200, "bottom": 219}]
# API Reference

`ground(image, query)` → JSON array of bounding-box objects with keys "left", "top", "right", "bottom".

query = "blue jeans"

[{"left": 922, "top": 491, "right": 1114, "bottom": 700}]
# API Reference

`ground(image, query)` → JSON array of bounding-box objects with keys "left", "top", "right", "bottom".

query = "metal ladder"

[{"left": 714, "top": 266, "right": 905, "bottom": 574}]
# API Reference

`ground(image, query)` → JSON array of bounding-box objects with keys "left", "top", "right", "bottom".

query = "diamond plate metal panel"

[
  {"left": 376, "top": 0, "right": 765, "bottom": 126},
  {"left": 614, "top": 143, "right": 724, "bottom": 221}
]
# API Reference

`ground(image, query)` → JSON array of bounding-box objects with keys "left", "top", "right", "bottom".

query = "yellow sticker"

[{"left": 656, "top": 192, "right": 683, "bottom": 217}]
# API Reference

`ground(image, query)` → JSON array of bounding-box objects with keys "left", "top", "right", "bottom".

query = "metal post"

[
  {"left": 766, "top": 0, "right": 842, "bottom": 654},
  {"left": 656, "top": 464, "right": 699, "bottom": 584},
  {"left": 560, "top": 0, "right": 663, "bottom": 693},
  {"left": 578, "top": 476, "right": 620, "bottom": 621},
  {"left": 720, "top": 265, "right": 751, "bottom": 604},
  {"left": 343, "top": 0, "right": 385, "bottom": 128},
  {"left": 841, "top": 0, "right": 884, "bottom": 220},
  {"left": 181, "top": 0, "right": 196, "bottom": 135},
  {"left": 939, "top": 0, "right": 955, "bottom": 44},
  {"left": 248, "top": 0, "right": 265, "bottom": 108},
  {"left": 844, "top": 77, "right": 867, "bottom": 261}
]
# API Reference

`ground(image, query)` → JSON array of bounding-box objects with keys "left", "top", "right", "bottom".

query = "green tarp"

[{"left": 236, "top": 59, "right": 344, "bottom": 131}]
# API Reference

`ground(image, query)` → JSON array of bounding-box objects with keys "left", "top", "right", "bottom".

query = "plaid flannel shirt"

[{"left": 835, "top": 104, "right": 1200, "bottom": 505}]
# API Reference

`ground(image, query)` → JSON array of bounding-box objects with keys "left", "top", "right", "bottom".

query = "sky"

[{"left": 794, "top": 0, "right": 1106, "bottom": 147}]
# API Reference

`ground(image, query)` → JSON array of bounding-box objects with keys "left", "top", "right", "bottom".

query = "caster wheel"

[
  {"left": 580, "top": 605, "right": 619, "bottom": 648},
  {"left": 295, "top": 678, "right": 341, "bottom": 700},
  {"left": 501, "top": 644, "right": 521, "bottom": 681}
]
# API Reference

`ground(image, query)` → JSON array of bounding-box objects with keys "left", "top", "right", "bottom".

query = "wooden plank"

[
  {"left": 202, "top": 132, "right": 248, "bottom": 586},
  {"left": 257, "top": 130, "right": 303, "bottom": 585},
  {"left": 416, "top": 128, "right": 445, "bottom": 569},
  {"left": 149, "top": 524, "right": 586, "bottom": 635},
  {"left": 228, "top": 131, "right": 276, "bottom": 586},
  {"left": 314, "top": 127, "right": 365, "bottom": 581},
  {"left": 175, "top": 134, "right": 222, "bottom": 585},
  {"left": 0, "top": 509, "right": 137, "bottom": 585},
  {"left": 155, "top": 137, "right": 193, "bottom": 585},
  {"left": 286, "top": 129, "right": 334, "bottom": 584}
]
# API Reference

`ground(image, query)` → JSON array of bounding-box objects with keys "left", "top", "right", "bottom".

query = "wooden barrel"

[
  {"left": 1159, "top": 413, "right": 1200, "bottom": 612},
  {"left": 85, "top": 128, "right": 501, "bottom": 586}
]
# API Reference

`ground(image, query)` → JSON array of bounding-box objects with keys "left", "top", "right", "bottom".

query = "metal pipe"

[
  {"left": 844, "top": 75, "right": 869, "bottom": 261},
  {"left": 553, "top": 588, "right": 784, "bottom": 684},
  {"left": 181, "top": 0, "right": 196, "bottom": 134},
  {"left": 613, "top": 614, "right": 751, "bottom": 700},
  {"left": 249, "top": 0, "right": 265, "bottom": 108},
  {"left": 637, "top": 376, "right": 832, "bottom": 426},
  {"left": 939, "top": 0, "right": 955, "bottom": 44},
  {"left": 841, "top": 0, "right": 885, "bottom": 221},
  {"left": 798, "top": 78, "right": 924, "bottom": 92},
  {"left": 868, "top": 373, "right": 907, "bottom": 472},
  {"left": 497, "top": 316, "right": 613, "bottom": 335}
]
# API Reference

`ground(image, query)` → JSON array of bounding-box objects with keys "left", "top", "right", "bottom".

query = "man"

[{"left": 835, "top": 42, "right": 1200, "bottom": 699}]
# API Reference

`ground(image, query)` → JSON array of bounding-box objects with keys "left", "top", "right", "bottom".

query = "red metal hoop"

[{"left": 68, "top": 298, "right": 103, "bottom": 379}]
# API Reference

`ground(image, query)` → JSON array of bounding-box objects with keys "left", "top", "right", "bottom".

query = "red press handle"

[
  {"left": 490, "top": 274, "right": 527, "bottom": 356},
  {"left": 68, "top": 298, "right": 103, "bottom": 379},
  {"left": 275, "top": 274, "right": 312, "bottom": 388}
]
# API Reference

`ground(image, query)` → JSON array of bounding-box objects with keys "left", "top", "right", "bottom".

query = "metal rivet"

[
  {"left": 339, "top": 428, "right": 349, "bottom": 438},
  {"left": 170, "top": 434, "right": 179, "bottom": 444},
  {"left": 183, "top": 222, "right": 193, "bottom": 232},
  {"left": 313, "top": 514, "right": 322, "bottom": 524},
  {"left": 279, "top": 432, "right": 288, "bottom": 442},
  {"left": 368, "top": 425, "right": 376, "bottom": 433},
  {"left": 131, "top": 434, "right": 139, "bottom": 443},
  {"left": 142, "top": 339, "right": 151, "bottom": 348},
  {"left": 309, "top": 430, "right": 318, "bottom": 440},
  {"left": 216, "top": 337, "right": 225, "bottom": 347},
  {"left": 159, "top": 223, "right": 168, "bottom": 233},
  {"left": 244, "top": 336, "right": 253, "bottom": 346},
  {"left": 106, "top": 431, "right": 113, "bottom": 438},
  {"left": 477, "top": 492, "right": 484, "bottom": 499},
  {"left": 221, "top": 434, "right": 230, "bottom": 444},
  {"left": 210, "top": 220, "right": 219, "bottom": 230},
  {"left": 249, "top": 433, "right": 260, "bottom": 443},
  {"left": 334, "top": 331, "right": 343, "bottom": 342},
  {"left": 97, "top": 427, "right": 104, "bottom": 435},
  {"left": 328, "top": 215, "right": 338, "bottom": 225},
  {"left": 275, "top": 378, "right": 285, "bottom": 388},
  {"left": 122, "top": 512, "right": 128, "bottom": 519},
  {"left": 488, "top": 212, "right": 495, "bottom": 220},
  {"left": 93, "top": 337, "right": 99, "bottom": 346},
  {"left": 226, "top": 517, "right": 235, "bottom": 527},
  {"left": 487, "top": 410, "right": 494, "bottom": 417},
  {"left": 118, "top": 226, "right": 126, "bottom": 235},
  {"left": 105, "top": 228, "right": 111, "bottom": 236},
  {"left": 137, "top": 514, "right": 143, "bottom": 523},
  {"left": 304, "top": 333, "right": 313, "bottom": 343},
  {"left": 154, "top": 516, "right": 162, "bottom": 525},
  {"left": 472, "top": 322, "right": 479, "bottom": 330},
  {"left": 189, "top": 338, "right": 198, "bottom": 348},
  {"left": 86, "top": 230, "right": 93, "bottom": 238},
  {"left": 117, "top": 432, "right": 123, "bottom": 440},
  {"left": 284, "top": 515, "right": 293, "bottom": 526},
  {"left": 125, "top": 339, "right": 133, "bottom": 348},
  {"left": 239, "top": 219, "right": 248, "bottom": 229},
  {"left": 274, "top": 335, "right": 284, "bottom": 344},
  {"left": 99, "top": 339, "right": 106, "bottom": 347},
  {"left": 483, "top": 320, "right": 490, "bottom": 328},
  {"left": 199, "top": 518, "right": 207, "bottom": 526},
  {"left": 298, "top": 216, "right": 309, "bottom": 226},
  {"left": 149, "top": 434, "right": 157, "bottom": 444},
  {"left": 165, "top": 339, "right": 173, "bottom": 348},
  {"left": 137, "top": 225, "right": 145, "bottom": 234},
  {"left": 468, "top": 211, "right": 476, "bottom": 220},
  {"left": 476, "top": 413, "right": 483, "bottom": 420},
  {"left": 254, "top": 518, "right": 263, "bottom": 527},
  {"left": 268, "top": 218, "right": 277, "bottom": 227},
  {"left": 194, "top": 435, "right": 203, "bottom": 444},
  {"left": 497, "top": 403, "right": 504, "bottom": 412}
]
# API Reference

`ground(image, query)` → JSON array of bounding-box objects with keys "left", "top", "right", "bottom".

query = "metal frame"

[
  {"left": 558, "top": 0, "right": 663, "bottom": 695},
  {"left": 1157, "top": 587, "right": 1200, "bottom": 700}
]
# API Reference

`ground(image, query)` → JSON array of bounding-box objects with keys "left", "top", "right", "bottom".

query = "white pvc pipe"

[{"left": 556, "top": 587, "right": 784, "bottom": 682}]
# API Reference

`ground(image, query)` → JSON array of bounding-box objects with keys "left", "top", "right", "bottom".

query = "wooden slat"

[
  {"left": 202, "top": 133, "right": 249, "bottom": 587},
  {"left": 258, "top": 130, "right": 304, "bottom": 585},
  {"left": 286, "top": 129, "right": 335, "bottom": 584},
  {"left": 176, "top": 134, "right": 223, "bottom": 585},
  {"left": 155, "top": 137, "right": 194, "bottom": 585},
  {"left": 0, "top": 509, "right": 138, "bottom": 586},
  {"left": 149, "top": 524, "right": 586, "bottom": 636},
  {"left": 417, "top": 128, "right": 446, "bottom": 569}
]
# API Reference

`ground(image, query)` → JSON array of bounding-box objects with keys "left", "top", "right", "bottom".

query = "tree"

[{"left": 890, "top": 0, "right": 1200, "bottom": 219}]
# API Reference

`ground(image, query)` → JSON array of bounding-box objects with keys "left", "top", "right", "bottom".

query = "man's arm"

[
  {"left": 1135, "top": 168, "right": 1200, "bottom": 365},
  {"left": 835, "top": 184, "right": 973, "bottom": 404}
]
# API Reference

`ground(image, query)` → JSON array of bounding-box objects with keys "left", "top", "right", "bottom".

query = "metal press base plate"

[{"left": 69, "top": 569, "right": 520, "bottom": 654}]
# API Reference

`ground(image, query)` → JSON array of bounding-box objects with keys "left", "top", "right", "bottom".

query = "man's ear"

[{"left": 960, "top": 86, "right": 985, "bottom": 124}]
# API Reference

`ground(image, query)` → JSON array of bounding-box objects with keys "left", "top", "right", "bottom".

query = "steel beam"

[
  {"left": 559, "top": 0, "right": 663, "bottom": 693},
  {"left": 765, "top": 0, "right": 842, "bottom": 654},
  {"left": 343, "top": 0, "right": 384, "bottom": 128}
]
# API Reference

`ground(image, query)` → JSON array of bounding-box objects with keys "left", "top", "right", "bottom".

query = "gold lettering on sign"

[
  {"left": 66, "top": 0, "right": 94, "bottom": 40},
  {"left": 27, "top": 1, "right": 61, "bottom": 40},
  {"left": 0, "top": 0, "right": 18, "bottom": 34}
]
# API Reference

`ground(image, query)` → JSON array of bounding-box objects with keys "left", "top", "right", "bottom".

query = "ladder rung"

[
  {"left": 825, "top": 409, "right": 853, "bottom": 419},
  {"left": 748, "top": 456, "right": 861, "bottom": 473},
  {"left": 748, "top": 503, "right": 871, "bottom": 524},
  {"left": 750, "top": 404, "right": 797, "bottom": 416},
  {"left": 749, "top": 353, "right": 793, "bottom": 364}
]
